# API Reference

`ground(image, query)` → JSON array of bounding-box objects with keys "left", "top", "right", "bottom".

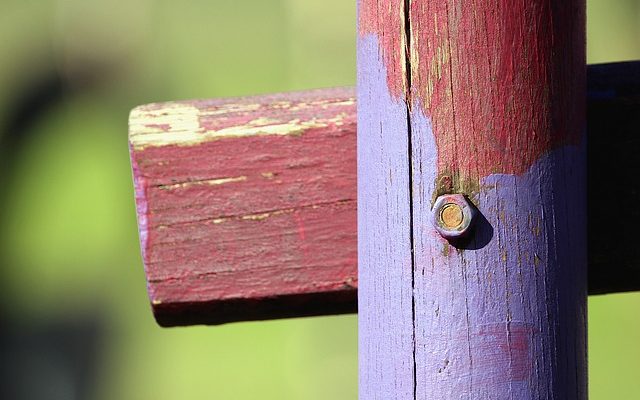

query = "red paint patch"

[
  {"left": 475, "top": 323, "right": 534, "bottom": 382},
  {"left": 425, "top": 323, "right": 535, "bottom": 385},
  {"left": 358, "top": 0, "right": 586, "bottom": 178},
  {"left": 358, "top": 0, "right": 406, "bottom": 99}
]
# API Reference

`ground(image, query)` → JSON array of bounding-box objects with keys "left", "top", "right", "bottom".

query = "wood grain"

[
  {"left": 358, "top": 0, "right": 586, "bottom": 398},
  {"left": 129, "top": 88, "right": 357, "bottom": 326},
  {"left": 130, "top": 63, "right": 640, "bottom": 327}
]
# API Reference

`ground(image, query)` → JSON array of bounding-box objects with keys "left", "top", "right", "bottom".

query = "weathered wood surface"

[
  {"left": 129, "top": 88, "right": 357, "bottom": 326},
  {"left": 357, "top": 0, "right": 586, "bottom": 399},
  {"left": 130, "top": 61, "right": 640, "bottom": 327}
]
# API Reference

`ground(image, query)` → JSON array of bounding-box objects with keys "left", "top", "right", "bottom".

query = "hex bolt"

[{"left": 432, "top": 194, "right": 476, "bottom": 240}]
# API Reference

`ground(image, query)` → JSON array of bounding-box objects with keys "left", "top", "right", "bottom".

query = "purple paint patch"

[
  {"left": 358, "top": 33, "right": 415, "bottom": 399},
  {"left": 358, "top": 33, "right": 586, "bottom": 400},
  {"left": 411, "top": 103, "right": 587, "bottom": 399},
  {"left": 129, "top": 142, "right": 152, "bottom": 296}
]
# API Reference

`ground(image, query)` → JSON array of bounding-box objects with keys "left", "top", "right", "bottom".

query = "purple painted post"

[{"left": 357, "top": 0, "right": 587, "bottom": 399}]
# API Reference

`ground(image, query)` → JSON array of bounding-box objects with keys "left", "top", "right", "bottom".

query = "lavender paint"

[
  {"left": 358, "top": 32, "right": 587, "bottom": 399},
  {"left": 358, "top": 33, "right": 414, "bottom": 400},
  {"left": 411, "top": 106, "right": 587, "bottom": 399}
]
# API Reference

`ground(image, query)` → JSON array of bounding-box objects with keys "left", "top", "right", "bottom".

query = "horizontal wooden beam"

[
  {"left": 129, "top": 61, "right": 640, "bottom": 326},
  {"left": 587, "top": 62, "right": 640, "bottom": 294},
  {"left": 129, "top": 88, "right": 358, "bottom": 326}
]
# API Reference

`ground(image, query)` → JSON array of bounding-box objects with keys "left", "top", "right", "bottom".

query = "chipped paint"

[
  {"left": 211, "top": 119, "right": 326, "bottom": 138},
  {"left": 129, "top": 95, "right": 355, "bottom": 150},
  {"left": 157, "top": 176, "right": 247, "bottom": 190},
  {"left": 191, "top": 200, "right": 355, "bottom": 227},
  {"left": 242, "top": 211, "right": 273, "bottom": 221}
]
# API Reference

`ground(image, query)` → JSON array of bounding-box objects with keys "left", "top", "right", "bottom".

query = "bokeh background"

[{"left": 0, "top": 0, "right": 638, "bottom": 399}]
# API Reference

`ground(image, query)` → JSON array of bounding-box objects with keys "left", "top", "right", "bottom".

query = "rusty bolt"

[{"left": 432, "top": 194, "right": 476, "bottom": 240}]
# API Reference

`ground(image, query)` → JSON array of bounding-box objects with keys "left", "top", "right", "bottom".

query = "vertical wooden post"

[{"left": 357, "top": 0, "right": 586, "bottom": 398}]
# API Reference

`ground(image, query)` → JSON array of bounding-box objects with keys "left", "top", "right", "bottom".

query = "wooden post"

[{"left": 358, "top": 0, "right": 586, "bottom": 398}]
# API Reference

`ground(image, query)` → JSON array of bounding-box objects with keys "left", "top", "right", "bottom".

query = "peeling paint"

[
  {"left": 129, "top": 95, "right": 355, "bottom": 150},
  {"left": 158, "top": 176, "right": 248, "bottom": 190}
]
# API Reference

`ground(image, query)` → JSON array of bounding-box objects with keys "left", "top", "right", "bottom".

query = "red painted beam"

[
  {"left": 129, "top": 88, "right": 357, "bottom": 326},
  {"left": 130, "top": 62, "right": 640, "bottom": 326}
]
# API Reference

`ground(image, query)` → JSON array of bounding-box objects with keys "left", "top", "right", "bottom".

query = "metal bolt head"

[{"left": 432, "top": 194, "right": 476, "bottom": 240}]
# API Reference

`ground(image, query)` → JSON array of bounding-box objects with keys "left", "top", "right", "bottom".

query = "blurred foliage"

[{"left": 0, "top": 0, "right": 637, "bottom": 399}]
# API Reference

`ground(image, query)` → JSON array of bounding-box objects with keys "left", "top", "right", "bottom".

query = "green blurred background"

[{"left": 0, "top": 0, "right": 637, "bottom": 399}]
